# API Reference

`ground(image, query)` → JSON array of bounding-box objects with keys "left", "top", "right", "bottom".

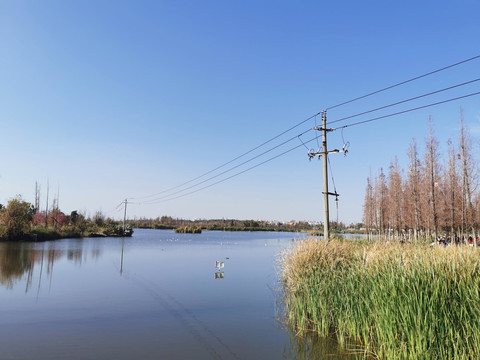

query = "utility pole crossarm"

[
  {"left": 323, "top": 192, "right": 339, "bottom": 197},
  {"left": 313, "top": 126, "right": 335, "bottom": 132},
  {"left": 308, "top": 149, "right": 342, "bottom": 159}
]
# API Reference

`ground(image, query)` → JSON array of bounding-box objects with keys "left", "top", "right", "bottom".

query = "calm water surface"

[{"left": 0, "top": 229, "right": 363, "bottom": 360}]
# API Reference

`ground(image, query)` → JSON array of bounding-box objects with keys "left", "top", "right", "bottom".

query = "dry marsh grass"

[{"left": 280, "top": 238, "right": 480, "bottom": 359}]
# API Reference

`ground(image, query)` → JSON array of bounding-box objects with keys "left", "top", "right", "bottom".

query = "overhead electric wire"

[
  {"left": 141, "top": 136, "right": 319, "bottom": 205},
  {"left": 336, "top": 91, "right": 480, "bottom": 130},
  {"left": 327, "top": 78, "right": 480, "bottom": 126},
  {"left": 147, "top": 90, "right": 480, "bottom": 204},
  {"left": 325, "top": 54, "right": 480, "bottom": 111},
  {"left": 126, "top": 54, "right": 480, "bottom": 204},
  {"left": 129, "top": 113, "right": 320, "bottom": 200},
  {"left": 140, "top": 80, "right": 480, "bottom": 203},
  {"left": 130, "top": 54, "right": 480, "bottom": 201},
  {"left": 140, "top": 128, "right": 314, "bottom": 203}
]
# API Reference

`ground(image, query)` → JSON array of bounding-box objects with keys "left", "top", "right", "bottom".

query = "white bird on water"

[{"left": 215, "top": 261, "right": 225, "bottom": 271}]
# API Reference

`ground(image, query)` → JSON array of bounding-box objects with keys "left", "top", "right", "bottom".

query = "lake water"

[{"left": 0, "top": 229, "right": 364, "bottom": 360}]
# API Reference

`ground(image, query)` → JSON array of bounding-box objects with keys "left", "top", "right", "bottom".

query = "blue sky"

[{"left": 1, "top": 1, "right": 479, "bottom": 224}]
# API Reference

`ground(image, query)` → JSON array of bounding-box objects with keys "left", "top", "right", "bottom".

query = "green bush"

[{"left": 1, "top": 197, "right": 33, "bottom": 240}]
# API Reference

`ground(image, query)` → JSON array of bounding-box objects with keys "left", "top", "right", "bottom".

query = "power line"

[
  {"left": 325, "top": 54, "right": 480, "bottom": 111},
  {"left": 129, "top": 114, "right": 319, "bottom": 200},
  {"left": 327, "top": 78, "right": 480, "bottom": 126},
  {"left": 144, "top": 81, "right": 480, "bottom": 202},
  {"left": 151, "top": 90, "right": 480, "bottom": 204},
  {"left": 336, "top": 91, "right": 480, "bottom": 130},
  {"left": 139, "top": 136, "right": 319, "bottom": 205},
  {"left": 141, "top": 128, "right": 313, "bottom": 203},
  {"left": 127, "top": 54, "right": 480, "bottom": 203},
  {"left": 132, "top": 90, "right": 480, "bottom": 205}
]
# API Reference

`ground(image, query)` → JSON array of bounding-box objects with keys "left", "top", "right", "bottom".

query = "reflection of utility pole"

[
  {"left": 26, "top": 260, "right": 34, "bottom": 293},
  {"left": 48, "top": 249, "right": 55, "bottom": 292},
  {"left": 308, "top": 111, "right": 342, "bottom": 240},
  {"left": 120, "top": 238, "right": 125, "bottom": 276},
  {"left": 120, "top": 199, "right": 128, "bottom": 274}
]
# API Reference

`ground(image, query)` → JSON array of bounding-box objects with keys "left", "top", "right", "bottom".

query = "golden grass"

[{"left": 280, "top": 238, "right": 480, "bottom": 359}]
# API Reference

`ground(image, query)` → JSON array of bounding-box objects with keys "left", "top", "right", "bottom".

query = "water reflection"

[
  {"left": 120, "top": 238, "right": 125, "bottom": 275},
  {"left": 0, "top": 240, "right": 104, "bottom": 291},
  {"left": 284, "top": 332, "right": 370, "bottom": 359},
  {"left": 0, "top": 243, "right": 35, "bottom": 289}
]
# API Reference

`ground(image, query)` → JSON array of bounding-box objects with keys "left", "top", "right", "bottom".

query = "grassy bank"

[
  {"left": 0, "top": 224, "right": 133, "bottom": 242},
  {"left": 30, "top": 226, "right": 83, "bottom": 241},
  {"left": 280, "top": 238, "right": 480, "bottom": 359}
]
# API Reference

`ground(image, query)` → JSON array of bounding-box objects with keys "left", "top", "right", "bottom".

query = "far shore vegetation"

[
  {"left": 0, "top": 194, "right": 365, "bottom": 242},
  {"left": 0, "top": 196, "right": 132, "bottom": 242},
  {"left": 129, "top": 216, "right": 363, "bottom": 233}
]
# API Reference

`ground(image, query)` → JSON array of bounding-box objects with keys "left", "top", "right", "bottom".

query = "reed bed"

[{"left": 280, "top": 238, "right": 480, "bottom": 359}]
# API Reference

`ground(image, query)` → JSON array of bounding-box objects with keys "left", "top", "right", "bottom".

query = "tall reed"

[{"left": 280, "top": 238, "right": 480, "bottom": 359}]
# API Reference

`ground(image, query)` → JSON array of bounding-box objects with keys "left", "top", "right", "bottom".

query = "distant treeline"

[
  {"left": 129, "top": 216, "right": 364, "bottom": 233},
  {"left": 0, "top": 194, "right": 364, "bottom": 241},
  {"left": 130, "top": 216, "right": 308, "bottom": 232}
]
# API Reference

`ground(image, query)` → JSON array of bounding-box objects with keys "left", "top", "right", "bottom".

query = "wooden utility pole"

[
  {"left": 321, "top": 112, "right": 330, "bottom": 240},
  {"left": 123, "top": 199, "right": 128, "bottom": 232},
  {"left": 309, "top": 110, "right": 341, "bottom": 240}
]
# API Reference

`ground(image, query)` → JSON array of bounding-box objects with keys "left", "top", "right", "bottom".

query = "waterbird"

[{"left": 215, "top": 261, "right": 224, "bottom": 271}]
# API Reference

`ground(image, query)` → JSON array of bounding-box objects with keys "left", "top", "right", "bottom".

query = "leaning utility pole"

[{"left": 309, "top": 110, "right": 342, "bottom": 240}]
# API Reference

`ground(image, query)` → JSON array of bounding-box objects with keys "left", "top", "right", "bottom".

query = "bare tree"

[
  {"left": 459, "top": 110, "right": 477, "bottom": 238},
  {"left": 375, "top": 168, "right": 388, "bottom": 239},
  {"left": 363, "top": 175, "right": 375, "bottom": 240},
  {"left": 444, "top": 139, "right": 461, "bottom": 237},
  {"left": 45, "top": 179, "right": 50, "bottom": 228},
  {"left": 34, "top": 181, "right": 40, "bottom": 214},
  {"left": 387, "top": 157, "right": 404, "bottom": 239},
  {"left": 362, "top": 112, "right": 479, "bottom": 243},
  {"left": 424, "top": 119, "right": 441, "bottom": 240},
  {"left": 406, "top": 139, "right": 422, "bottom": 242}
]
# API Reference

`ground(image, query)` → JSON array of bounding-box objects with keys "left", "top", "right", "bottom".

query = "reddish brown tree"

[
  {"left": 459, "top": 111, "right": 477, "bottom": 238},
  {"left": 387, "top": 157, "right": 404, "bottom": 239},
  {"left": 374, "top": 169, "right": 388, "bottom": 238},
  {"left": 363, "top": 175, "right": 376, "bottom": 239},
  {"left": 406, "top": 139, "right": 423, "bottom": 241},
  {"left": 423, "top": 119, "right": 441, "bottom": 239}
]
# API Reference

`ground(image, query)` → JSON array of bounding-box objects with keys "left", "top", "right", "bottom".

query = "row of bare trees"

[{"left": 363, "top": 113, "right": 478, "bottom": 241}]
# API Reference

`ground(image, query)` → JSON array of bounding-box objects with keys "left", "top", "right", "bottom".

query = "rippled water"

[{"left": 0, "top": 229, "right": 364, "bottom": 360}]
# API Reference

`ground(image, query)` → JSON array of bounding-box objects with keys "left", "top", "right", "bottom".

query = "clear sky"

[{"left": 1, "top": 1, "right": 479, "bottom": 224}]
